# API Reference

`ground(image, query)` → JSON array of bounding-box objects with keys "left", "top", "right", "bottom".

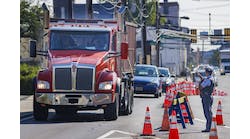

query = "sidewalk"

[{"left": 20, "top": 95, "right": 33, "bottom": 118}]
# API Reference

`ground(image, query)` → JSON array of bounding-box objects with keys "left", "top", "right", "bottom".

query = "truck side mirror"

[
  {"left": 30, "top": 40, "right": 37, "bottom": 57},
  {"left": 121, "top": 42, "right": 128, "bottom": 60}
]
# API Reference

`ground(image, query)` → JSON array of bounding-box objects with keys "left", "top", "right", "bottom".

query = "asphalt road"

[{"left": 20, "top": 74, "right": 230, "bottom": 139}]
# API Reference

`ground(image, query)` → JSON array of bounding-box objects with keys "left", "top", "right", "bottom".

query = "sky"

[
  {"left": 32, "top": 0, "right": 230, "bottom": 32},
  {"left": 169, "top": 0, "right": 230, "bottom": 31},
  {"left": 0, "top": 1, "right": 248, "bottom": 139}
]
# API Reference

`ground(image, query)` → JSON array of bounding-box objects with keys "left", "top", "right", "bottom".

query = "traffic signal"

[
  {"left": 224, "top": 28, "right": 230, "bottom": 41},
  {"left": 190, "top": 29, "right": 197, "bottom": 43}
]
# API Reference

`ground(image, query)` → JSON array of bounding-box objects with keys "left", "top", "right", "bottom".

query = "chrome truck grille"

[{"left": 53, "top": 64, "right": 95, "bottom": 92}]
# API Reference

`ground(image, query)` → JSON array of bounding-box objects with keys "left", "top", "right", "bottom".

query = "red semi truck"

[{"left": 29, "top": 18, "right": 136, "bottom": 121}]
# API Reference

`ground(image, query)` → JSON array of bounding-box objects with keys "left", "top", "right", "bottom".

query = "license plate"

[{"left": 135, "top": 87, "right": 143, "bottom": 91}]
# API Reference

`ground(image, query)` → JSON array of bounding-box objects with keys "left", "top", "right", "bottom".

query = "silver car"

[
  {"left": 158, "top": 67, "right": 175, "bottom": 93},
  {"left": 192, "top": 69, "right": 218, "bottom": 86}
]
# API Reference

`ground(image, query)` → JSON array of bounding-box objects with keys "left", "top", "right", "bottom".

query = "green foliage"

[
  {"left": 20, "top": 1, "right": 43, "bottom": 40},
  {"left": 20, "top": 63, "right": 40, "bottom": 94},
  {"left": 209, "top": 50, "right": 220, "bottom": 66},
  {"left": 127, "top": 0, "right": 166, "bottom": 26},
  {"left": 145, "top": 1, "right": 156, "bottom": 26}
]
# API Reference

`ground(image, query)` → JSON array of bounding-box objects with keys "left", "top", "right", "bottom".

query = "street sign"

[{"left": 200, "top": 31, "right": 208, "bottom": 40}]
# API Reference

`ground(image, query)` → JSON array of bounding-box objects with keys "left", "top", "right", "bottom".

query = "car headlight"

[
  {"left": 37, "top": 80, "right": 50, "bottom": 89},
  {"left": 99, "top": 81, "right": 113, "bottom": 90}
]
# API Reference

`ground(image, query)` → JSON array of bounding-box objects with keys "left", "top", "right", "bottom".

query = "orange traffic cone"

[
  {"left": 169, "top": 110, "right": 180, "bottom": 139},
  {"left": 164, "top": 90, "right": 173, "bottom": 108},
  {"left": 160, "top": 107, "right": 170, "bottom": 131},
  {"left": 141, "top": 106, "right": 155, "bottom": 136},
  {"left": 216, "top": 100, "right": 224, "bottom": 125},
  {"left": 212, "top": 89, "right": 217, "bottom": 96},
  {"left": 209, "top": 117, "right": 218, "bottom": 139},
  {"left": 180, "top": 104, "right": 189, "bottom": 123}
]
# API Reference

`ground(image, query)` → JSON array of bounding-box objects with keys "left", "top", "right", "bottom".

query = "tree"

[
  {"left": 127, "top": 0, "right": 166, "bottom": 26},
  {"left": 20, "top": 1, "right": 43, "bottom": 40}
]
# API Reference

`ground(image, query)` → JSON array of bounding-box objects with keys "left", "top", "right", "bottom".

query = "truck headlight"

[
  {"left": 37, "top": 80, "right": 50, "bottom": 89},
  {"left": 99, "top": 81, "right": 113, "bottom": 90}
]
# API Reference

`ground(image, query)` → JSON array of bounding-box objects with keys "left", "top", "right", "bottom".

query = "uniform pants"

[{"left": 202, "top": 96, "right": 213, "bottom": 130}]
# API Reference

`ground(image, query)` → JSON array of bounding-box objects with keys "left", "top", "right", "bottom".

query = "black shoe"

[{"left": 201, "top": 129, "right": 210, "bottom": 132}]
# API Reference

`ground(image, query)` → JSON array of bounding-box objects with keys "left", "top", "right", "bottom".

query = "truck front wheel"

[
  {"left": 33, "top": 95, "right": 48, "bottom": 121},
  {"left": 104, "top": 94, "right": 119, "bottom": 121}
]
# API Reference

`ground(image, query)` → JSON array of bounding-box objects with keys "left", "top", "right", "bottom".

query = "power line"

[
  {"left": 181, "top": 3, "right": 229, "bottom": 11},
  {"left": 192, "top": 0, "right": 229, "bottom": 1},
  {"left": 127, "top": 8, "right": 141, "bottom": 26},
  {"left": 187, "top": 25, "right": 230, "bottom": 27},
  {"left": 181, "top": 11, "right": 229, "bottom": 16}
]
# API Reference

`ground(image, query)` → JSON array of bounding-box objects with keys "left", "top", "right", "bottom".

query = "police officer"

[{"left": 198, "top": 67, "right": 214, "bottom": 132}]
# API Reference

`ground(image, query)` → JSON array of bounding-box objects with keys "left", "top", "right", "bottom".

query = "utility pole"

[
  {"left": 140, "top": 0, "right": 147, "bottom": 64},
  {"left": 202, "top": 39, "right": 204, "bottom": 63},
  {"left": 156, "top": 1, "right": 160, "bottom": 66},
  {"left": 209, "top": 13, "right": 211, "bottom": 35},
  {"left": 86, "top": 0, "right": 93, "bottom": 19}
]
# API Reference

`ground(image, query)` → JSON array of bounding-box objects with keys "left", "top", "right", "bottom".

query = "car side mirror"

[
  {"left": 121, "top": 42, "right": 128, "bottom": 60},
  {"left": 171, "top": 74, "right": 176, "bottom": 78},
  {"left": 29, "top": 40, "right": 37, "bottom": 57}
]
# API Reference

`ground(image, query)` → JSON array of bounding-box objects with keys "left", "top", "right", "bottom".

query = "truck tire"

[
  {"left": 33, "top": 95, "right": 48, "bottom": 121},
  {"left": 104, "top": 94, "right": 119, "bottom": 121},
  {"left": 154, "top": 93, "right": 159, "bottom": 98},
  {"left": 154, "top": 90, "right": 161, "bottom": 98}
]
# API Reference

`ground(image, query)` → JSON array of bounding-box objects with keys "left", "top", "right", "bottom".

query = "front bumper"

[
  {"left": 35, "top": 93, "right": 112, "bottom": 106},
  {"left": 134, "top": 85, "right": 158, "bottom": 94}
]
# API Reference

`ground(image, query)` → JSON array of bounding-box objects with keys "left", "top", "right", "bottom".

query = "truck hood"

[{"left": 49, "top": 50, "right": 107, "bottom": 66}]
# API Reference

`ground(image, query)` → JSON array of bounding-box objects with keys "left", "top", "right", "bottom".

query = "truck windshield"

[{"left": 50, "top": 30, "right": 110, "bottom": 51}]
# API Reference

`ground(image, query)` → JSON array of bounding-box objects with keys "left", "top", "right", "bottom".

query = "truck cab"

[{"left": 30, "top": 19, "right": 135, "bottom": 121}]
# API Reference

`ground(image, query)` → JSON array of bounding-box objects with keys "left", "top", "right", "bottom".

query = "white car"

[
  {"left": 192, "top": 70, "right": 218, "bottom": 87},
  {"left": 158, "top": 67, "right": 174, "bottom": 93}
]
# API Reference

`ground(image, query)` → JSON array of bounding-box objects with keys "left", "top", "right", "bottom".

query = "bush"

[{"left": 20, "top": 63, "right": 40, "bottom": 95}]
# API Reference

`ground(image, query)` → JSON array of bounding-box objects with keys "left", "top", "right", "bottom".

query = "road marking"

[
  {"left": 223, "top": 126, "right": 230, "bottom": 129},
  {"left": 194, "top": 118, "right": 206, "bottom": 123},
  {"left": 96, "top": 130, "right": 137, "bottom": 139},
  {"left": 194, "top": 118, "right": 230, "bottom": 129},
  {"left": 20, "top": 115, "right": 33, "bottom": 122}
]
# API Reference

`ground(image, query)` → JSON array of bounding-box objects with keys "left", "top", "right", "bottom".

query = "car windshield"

[
  {"left": 158, "top": 69, "right": 169, "bottom": 77},
  {"left": 50, "top": 30, "right": 110, "bottom": 51},
  {"left": 134, "top": 66, "right": 157, "bottom": 77}
]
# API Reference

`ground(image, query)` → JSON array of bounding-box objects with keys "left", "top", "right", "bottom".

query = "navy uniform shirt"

[{"left": 200, "top": 75, "right": 213, "bottom": 88}]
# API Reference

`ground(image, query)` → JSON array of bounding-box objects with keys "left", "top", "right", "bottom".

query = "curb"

[
  {"left": 20, "top": 112, "right": 33, "bottom": 119},
  {"left": 20, "top": 95, "right": 32, "bottom": 101}
]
